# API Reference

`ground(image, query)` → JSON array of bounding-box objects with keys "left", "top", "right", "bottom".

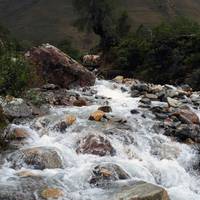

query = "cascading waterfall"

[{"left": 0, "top": 79, "right": 200, "bottom": 200}]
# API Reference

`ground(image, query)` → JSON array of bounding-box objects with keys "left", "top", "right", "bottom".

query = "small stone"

[
  {"left": 73, "top": 99, "right": 87, "bottom": 107},
  {"left": 167, "top": 97, "right": 182, "bottom": 108},
  {"left": 145, "top": 93, "right": 158, "bottom": 100},
  {"left": 113, "top": 76, "right": 124, "bottom": 83},
  {"left": 130, "top": 109, "right": 140, "bottom": 114},
  {"left": 98, "top": 106, "right": 112, "bottom": 113},
  {"left": 11, "top": 128, "right": 30, "bottom": 139},
  {"left": 65, "top": 115, "right": 76, "bottom": 125},
  {"left": 140, "top": 97, "right": 151, "bottom": 105},
  {"left": 41, "top": 188, "right": 64, "bottom": 199},
  {"left": 17, "top": 171, "right": 39, "bottom": 177},
  {"left": 89, "top": 110, "right": 106, "bottom": 121}
]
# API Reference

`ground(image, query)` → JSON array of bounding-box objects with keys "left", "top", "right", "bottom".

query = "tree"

[{"left": 72, "top": 0, "right": 119, "bottom": 50}]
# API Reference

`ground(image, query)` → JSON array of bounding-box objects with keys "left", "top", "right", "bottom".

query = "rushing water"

[{"left": 0, "top": 79, "right": 200, "bottom": 200}]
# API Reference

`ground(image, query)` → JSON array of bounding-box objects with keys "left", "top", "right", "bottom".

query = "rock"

[
  {"left": 42, "top": 83, "right": 59, "bottom": 90},
  {"left": 98, "top": 106, "right": 112, "bottom": 113},
  {"left": 8, "top": 146, "right": 63, "bottom": 170},
  {"left": 7, "top": 127, "right": 30, "bottom": 140},
  {"left": 76, "top": 135, "right": 116, "bottom": 156},
  {"left": 65, "top": 115, "right": 76, "bottom": 126},
  {"left": 174, "top": 124, "right": 200, "bottom": 143},
  {"left": 41, "top": 188, "right": 64, "bottom": 199},
  {"left": 140, "top": 97, "right": 151, "bottom": 105},
  {"left": 89, "top": 110, "right": 106, "bottom": 121},
  {"left": 115, "top": 181, "right": 169, "bottom": 200},
  {"left": 0, "top": 176, "right": 47, "bottom": 200},
  {"left": 173, "top": 109, "right": 200, "bottom": 124},
  {"left": 25, "top": 44, "right": 96, "bottom": 88},
  {"left": 113, "top": 76, "right": 124, "bottom": 83},
  {"left": 131, "top": 83, "right": 149, "bottom": 92},
  {"left": 145, "top": 93, "right": 158, "bottom": 100},
  {"left": 130, "top": 109, "right": 140, "bottom": 114},
  {"left": 167, "top": 97, "right": 182, "bottom": 108},
  {"left": 90, "top": 163, "right": 130, "bottom": 187},
  {"left": 2, "top": 98, "right": 32, "bottom": 120},
  {"left": 73, "top": 99, "right": 87, "bottom": 107}
]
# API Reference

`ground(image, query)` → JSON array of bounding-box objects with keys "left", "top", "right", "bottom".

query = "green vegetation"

[
  {"left": 104, "top": 17, "right": 200, "bottom": 90},
  {"left": 0, "top": 27, "right": 32, "bottom": 96}
]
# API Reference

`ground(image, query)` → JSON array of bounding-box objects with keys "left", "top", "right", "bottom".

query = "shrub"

[{"left": 0, "top": 52, "right": 31, "bottom": 96}]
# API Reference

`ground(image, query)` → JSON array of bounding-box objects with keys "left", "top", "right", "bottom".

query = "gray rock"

[
  {"left": 7, "top": 146, "right": 63, "bottom": 170},
  {"left": 90, "top": 163, "right": 130, "bottom": 187},
  {"left": 114, "top": 181, "right": 169, "bottom": 200}
]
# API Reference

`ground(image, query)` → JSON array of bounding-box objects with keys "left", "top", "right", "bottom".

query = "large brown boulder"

[
  {"left": 76, "top": 135, "right": 116, "bottom": 156},
  {"left": 25, "top": 44, "right": 96, "bottom": 88}
]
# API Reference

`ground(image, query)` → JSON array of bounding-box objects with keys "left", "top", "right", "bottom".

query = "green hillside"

[{"left": 1, "top": 0, "right": 200, "bottom": 49}]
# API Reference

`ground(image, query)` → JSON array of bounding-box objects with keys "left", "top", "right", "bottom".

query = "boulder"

[
  {"left": 1, "top": 98, "right": 32, "bottom": 120},
  {"left": 76, "top": 135, "right": 116, "bottom": 156},
  {"left": 174, "top": 124, "right": 200, "bottom": 143},
  {"left": 0, "top": 177, "right": 47, "bottom": 200},
  {"left": 25, "top": 44, "right": 96, "bottom": 88},
  {"left": 73, "top": 99, "right": 87, "bottom": 107},
  {"left": 167, "top": 97, "right": 182, "bottom": 108},
  {"left": 115, "top": 181, "right": 169, "bottom": 200},
  {"left": 173, "top": 109, "right": 200, "bottom": 124},
  {"left": 98, "top": 106, "right": 112, "bottom": 113},
  {"left": 89, "top": 110, "right": 106, "bottom": 121},
  {"left": 90, "top": 163, "right": 130, "bottom": 187},
  {"left": 41, "top": 188, "right": 64, "bottom": 199},
  {"left": 8, "top": 146, "right": 63, "bottom": 170},
  {"left": 113, "top": 76, "right": 124, "bottom": 83}
]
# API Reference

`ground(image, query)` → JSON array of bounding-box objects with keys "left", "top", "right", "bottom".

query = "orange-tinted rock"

[
  {"left": 89, "top": 110, "right": 105, "bottom": 121},
  {"left": 41, "top": 188, "right": 64, "bottom": 199}
]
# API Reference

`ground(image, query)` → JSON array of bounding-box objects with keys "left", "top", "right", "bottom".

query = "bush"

[{"left": 0, "top": 52, "right": 31, "bottom": 96}]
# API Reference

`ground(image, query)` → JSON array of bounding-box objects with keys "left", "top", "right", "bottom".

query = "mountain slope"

[{"left": 1, "top": 0, "right": 200, "bottom": 48}]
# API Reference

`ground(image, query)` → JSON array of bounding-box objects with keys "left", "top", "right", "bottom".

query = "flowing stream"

[{"left": 0, "top": 79, "right": 200, "bottom": 200}]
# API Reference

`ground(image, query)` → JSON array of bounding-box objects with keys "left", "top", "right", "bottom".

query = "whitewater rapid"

[{"left": 1, "top": 80, "right": 200, "bottom": 200}]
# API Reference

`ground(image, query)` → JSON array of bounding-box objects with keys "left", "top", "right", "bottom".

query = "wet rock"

[
  {"left": 130, "top": 109, "right": 140, "bottom": 114},
  {"left": 173, "top": 109, "right": 200, "bottom": 124},
  {"left": 90, "top": 163, "right": 130, "bottom": 187},
  {"left": 98, "top": 106, "right": 112, "bottom": 113},
  {"left": 55, "top": 115, "right": 76, "bottom": 132},
  {"left": 131, "top": 83, "right": 150, "bottom": 93},
  {"left": 144, "top": 93, "right": 158, "bottom": 100},
  {"left": 65, "top": 115, "right": 76, "bottom": 126},
  {"left": 174, "top": 124, "right": 200, "bottom": 143},
  {"left": 73, "top": 98, "right": 87, "bottom": 107},
  {"left": 8, "top": 146, "right": 63, "bottom": 170},
  {"left": 113, "top": 76, "right": 124, "bottom": 83},
  {"left": 25, "top": 44, "right": 96, "bottom": 88},
  {"left": 89, "top": 110, "right": 106, "bottom": 122},
  {"left": 140, "top": 97, "right": 151, "bottom": 105},
  {"left": 0, "top": 176, "right": 47, "bottom": 200},
  {"left": 2, "top": 98, "right": 32, "bottom": 120},
  {"left": 76, "top": 135, "right": 116, "bottom": 156},
  {"left": 6, "top": 127, "right": 30, "bottom": 140},
  {"left": 42, "top": 83, "right": 59, "bottom": 90},
  {"left": 167, "top": 97, "right": 182, "bottom": 108},
  {"left": 115, "top": 181, "right": 169, "bottom": 200},
  {"left": 41, "top": 188, "right": 64, "bottom": 199}
]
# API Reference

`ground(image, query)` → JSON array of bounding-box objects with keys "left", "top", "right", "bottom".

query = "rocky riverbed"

[{"left": 0, "top": 76, "right": 200, "bottom": 200}]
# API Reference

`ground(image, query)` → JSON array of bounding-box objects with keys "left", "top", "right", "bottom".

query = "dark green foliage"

[
  {"left": 107, "top": 17, "right": 200, "bottom": 90},
  {"left": 73, "top": 0, "right": 121, "bottom": 50},
  {"left": 0, "top": 53, "right": 31, "bottom": 96}
]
